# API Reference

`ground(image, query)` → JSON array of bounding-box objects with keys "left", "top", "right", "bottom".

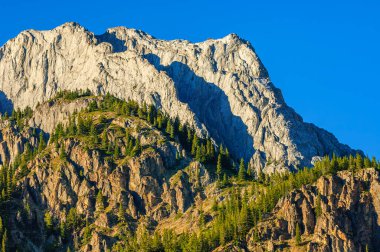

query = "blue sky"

[{"left": 1, "top": 0, "right": 379, "bottom": 158}]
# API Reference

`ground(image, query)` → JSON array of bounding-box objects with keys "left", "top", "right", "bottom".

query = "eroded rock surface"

[
  {"left": 0, "top": 22, "right": 357, "bottom": 172},
  {"left": 246, "top": 169, "right": 380, "bottom": 252}
]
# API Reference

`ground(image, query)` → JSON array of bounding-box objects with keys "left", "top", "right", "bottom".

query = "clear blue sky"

[{"left": 1, "top": 0, "right": 379, "bottom": 158}]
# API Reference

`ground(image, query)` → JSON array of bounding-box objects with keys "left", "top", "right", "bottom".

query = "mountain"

[
  {"left": 0, "top": 92, "right": 377, "bottom": 252},
  {"left": 0, "top": 22, "right": 358, "bottom": 174}
]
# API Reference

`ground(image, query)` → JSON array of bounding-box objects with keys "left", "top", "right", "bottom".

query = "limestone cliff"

[
  {"left": 0, "top": 22, "right": 357, "bottom": 172},
  {"left": 245, "top": 168, "right": 380, "bottom": 252}
]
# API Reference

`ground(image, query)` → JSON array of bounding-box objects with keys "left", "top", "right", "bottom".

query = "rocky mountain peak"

[{"left": 0, "top": 22, "right": 358, "bottom": 172}]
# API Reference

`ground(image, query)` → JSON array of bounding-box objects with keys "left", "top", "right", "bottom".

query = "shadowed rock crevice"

[
  {"left": 95, "top": 32, "right": 127, "bottom": 53},
  {"left": 0, "top": 91, "right": 13, "bottom": 115},
  {"left": 144, "top": 53, "right": 254, "bottom": 161}
]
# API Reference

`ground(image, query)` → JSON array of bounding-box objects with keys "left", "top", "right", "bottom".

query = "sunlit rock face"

[{"left": 0, "top": 22, "right": 356, "bottom": 172}]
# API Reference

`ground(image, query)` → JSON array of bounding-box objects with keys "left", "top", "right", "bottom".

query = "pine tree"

[
  {"left": 239, "top": 204, "right": 249, "bottom": 235},
  {"left": 90, "top": 123, "right": 98, "bottom": 144},
  {"left": 195, "top": 146, "right": 202, "bottom": 162},
  {"left": 101, "top": 131, "right": 108, "bottom": 149},
  {"left": 60, "top": 145, "right": 67, "bottom": 160},
  {"left": 356, "top": 153, "right": 363, "bottom": 169},
  {"left": 349, "top": 155, "right": 355, "bottom": 171},
  {"left": 6, "top": 168, "right": 12, "bottom": 199},
  {"left": 44, "top": 211, "right": 53, "bottom": 233},
  {"left": 118, "top": 203, "right": 125, "bottom": 223},
  {"left": 247, "top": 164, "right": 253, "bottom": 178},
  {"left": 0, "top": 216, "right": 3, "bottom": 236},
  {"left": 60, "top": 220, "right": 67, "bottom": 240},
  {"left": 315, "top": 194, "right": 322, "bottom": 218},
  {"left": 157, "top": 116, "right": 163, "bottom": 129},
  {"left": 330, "top": 157, "right": 339, "bottom": 174},
  {"left": 364, "top": 157, "right": 371, "bottom": 168},
  {"left": 216, "top": 154, "right": 222, "bottom": 181},
  {"left": 137, "top": 107, "right": 144, "bottom": 118},
  {"left": 1, "top": 229, "right": 7, "bottom": 252},
  {"left": 166, "top": 120, "right": 172, "bottom": 136},
  {"left": 295, "top": 223, "right": 301, "bottom": 245},
  {"left": 238, "top": 158, "right": 246, "bottom": 181},
  {"left": 223, "top": 173, "right": 228, "bottom": 186},
  {"left": 67, "top": 208, "right": 78, "bottom": 231},
  {"left": 132, "top": 138, "right": 141, "bottom": 157},
  {"left": 114, "top": 143, "right": 120, "bottom": 159},
  {"left": 77, "top": 116, "right": 86, "bottom": 135},
  {"left": 191, "top": 134, "right": 199, "bottom": 155},
  {"left": 169, "top": 124, "right": 175, "bottom": 139},
  {"left": 82, "top": 218, "right": 91, "bottom": 244},
  {"left": 96, "top": 191, "right": 104, "bottom": 212},
  {"left": 372, "top": 157, "right": 378, "bottom": 168},
  {"left": 38, "top": 131, "right": 46, "bottom": 153}
]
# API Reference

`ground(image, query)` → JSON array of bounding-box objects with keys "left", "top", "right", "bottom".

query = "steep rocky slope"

[
  {"left": 4, "top": 95, "right": 212, "bottom": 251},
  {"left": 0, "top": 22, "right": 357, "bottom": 172},
  {"left": 245, "top": 168, "right": 380, "bottom": 252},
  {"left": 0, "top": 94, "right": 377, "bottom": 252}
]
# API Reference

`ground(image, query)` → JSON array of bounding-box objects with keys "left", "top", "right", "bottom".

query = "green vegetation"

[
  {"left": 53, "top": 89, "right": 92, "bottom": 101},
  {"left": 295, "top": 223, "right": 301, "bottom": 245},
  {"left": 0, "top": 90, "right": 379, "bottom": 251},
  {"left": 108, "top": 154, "right": 380, "bottom": 251}
]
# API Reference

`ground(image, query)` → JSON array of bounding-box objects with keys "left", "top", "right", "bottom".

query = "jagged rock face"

[
  {"left": 29, "top": 97, "right": 96, "bottom": 133},
  {"left": 246, "top": 169, "right": 380, "bottom": 252},
  {"left": 0, "top": 120, "right": 39, "bottom": 164},
  {"left": 10, "top": 113, "right": 211, "bottom": 251},
  {"left": 0, "top": 22, "right": 356, "bottom": 171}
]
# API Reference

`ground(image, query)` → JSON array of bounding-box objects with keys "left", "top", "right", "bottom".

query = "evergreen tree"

[
  {"left": 44, "top": 211, "right": 53, "bottom": 233},
  {"left": 6, "top": 168, "right": 12, "bottom": 199},
  {"left": 60, "top": 220, "right": 67, "bottom": 240},
  {"left": 295, "top": 223, "right": 301, "bottom": 245},
  {"left": 114, "top": 143, "right": 120, "bottom": 159},
  {"left": 315, "top": 194, "right": 322, "bottom": 218},
  {"left": 166, "top": 120, "right": 172, "bottom": 136},
  {"left": 356, "top": 153, "right": 363, "bottom": 169},
  {"left": 38, "top": 131, "right": 46, "bottom": 153},
  {"left": 223, "top": 173, "right": 228, "bottom": 186},
  {"left": 238, "top": 158, "right": 246, "bottom": 181},
  {"left": 90, "top": 123, "right": 98, "bottom": 144},
  {"left": 1, "top": 229, "right": 7, "bottom": 252},
  {"left": 82, "top": 219, "right": 91, "bottom": 244},
  {"left": 60, "top": 145, "right": 67, "bottom": 160},
  {"left": 364, "top": 157, "right": 371, "bottom": 168},
  {"left": 96, "top": 191, "right": 104, "bottom": 212},
  {"left": 372, "top": 157, "right": 378, "bottom": 168},
  {"left": 199, "top": 209, "right": 206, "bottom": 228},
  {"left": 0, "top": 216, "right": 2, "bottom": 237},
  {"left": 101, "top": 131, "right": 108, "bottom": 149},
  {"left": 247, "top": 164, "right": 252, "bottom": 178},
  {"left": 170, "top": 124, "right": 175, "bottom": 139},
  {"left": 67, "top": 208, "right": 78, "bottom": 231},
  {"left": 137, "top": 107, "right": 144, "bottom": 118},
  {"left": 216, "top": 154, "right": 223, "bottom": 181},
  {"left": 118, "top": 203, "right": 125, "bottom": 223},
  {"left": 191, "top": 134, "right": 199, "bottom": 156},
  {"left": 330, "top": 157, "right": 339, "bottom": 174}
]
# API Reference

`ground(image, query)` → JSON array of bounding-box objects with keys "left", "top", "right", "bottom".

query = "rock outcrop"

[
  {"left": 246, "top": 168, "right": 380, "bottom": 252},
  {"left": 0, "top": 120, "right": 39, "bottom": 164},
  {"left": 8, "top": 104, "right": 211, "bottom": 251},
  {"left": 0, "top": 22, "right": 357, "bottom": 172}
]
